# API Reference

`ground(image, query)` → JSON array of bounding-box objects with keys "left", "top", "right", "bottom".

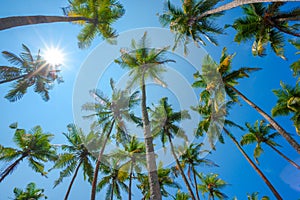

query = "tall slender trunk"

[
  {"left": 227, "top": 84, "right": 300, "bottom": 154},
  {"left": 192, "top": 167, "right": 201, "bottom": 200},
  {"left": 91, "top": 120, "right": 115, "bottom": 200},
  {"left": 128, "top": 160, "right": 134, "bottom": 200},
  {"left": 64, "top": 160, "right": 83, "bottom": 200},
  {"left": 199, "top": 0, "right": 300, "bottom": 19},
  {"left": 111, "top": 178, "right": 115, "bottom": 200},
  {"left": 140, "top": 72, "right": 162, "bottom": 200},
  {"left": 0, "top": 154, "right": 27, "bottom": 182},
  {"left": 0, "top": 15, "right": 94, "bottom": 31},
  {"left": 168, "top": 135, "right": 197, "bottom": 200},
  {"left": 268, "top": 144, "right": 300, "bottom": 169},
  {"left": 0, "top": 74, "right": 26, "bottom": 84},
  {"left": 223, "top": 128, "right": 283, "bottom": 200}
]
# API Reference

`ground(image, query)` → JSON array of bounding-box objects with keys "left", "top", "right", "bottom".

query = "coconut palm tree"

[
  {"left": 200, "top": 0, "right": 300, "bottom": 19},
  {"left": 193, "top": 101, "right": 283, "bottom": 200},
  {"left": 151, "top": 97, "right": 197, "bottom": 200},
  {"left": 50, "top": 124, "right": 97, "bottom": 200},
  {"left": 0, "top": 0, "right": 124, "bottom": 48},
  {"left": 82, "top": 79, "right": 139, "bottom": 200},
  {"left": 13, "top": 182, "right": 47, "bottom": 200},
  {"left": 159, "top": 0, "right": 223, "bottom": 54},
  {"left": 177, "top": 143, "right": 218, "bottom": 200},
  {"left": 136, "top": 162, "right": 180, "bottom": 200},
  {"left": 272, "top": 81, "right": 300, "bottom": 135},
  {"left": 193, "top": 48, "right": 300, "bottom": 154},
  {"left": 241, "top": 120, "right": 300, "bottom": 169},
  {"left": 231, "top": 3, "right": 300, "bottom": 59},
  {"left": 173, "top": 190, "right": 191, "bottom": 200},
  {"left": 0, "top": 124, "right": 57, "bottom": 182},
  {"left": 289, "top": 39, "right": 300, "bottom": 77},
  {"left": 0, "top": 44, "right": 63, "bottom": 102},
  {"left": 97, "top": 158, "right": 129, "bottom": 200},
  {"left": 115, "top": 32, "right": 175, "bottom": 200},
  {"left": 114, "top": 136, "right": 146, "bottom": 200},
  {"left": 197, "top": 173, "right": 227, "bottom": 200},
  {"left": 245, "top": 192, "right": 270, "bottom": 200}
]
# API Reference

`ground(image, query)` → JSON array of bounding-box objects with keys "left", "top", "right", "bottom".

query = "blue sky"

[{"left": 0, "top": 0, "right": 300, "bottom": 199}]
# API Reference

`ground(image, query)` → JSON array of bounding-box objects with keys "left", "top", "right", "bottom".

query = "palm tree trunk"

[
  {"left": 0, "top": 15, "right": 95, "bottom": 31},
  {"left": 140, "top": 72, "right": 162, "bottom": 200},
  {"left": 199, "top": 0, "right": 300, "bottom": 18},
  {"left": 0, "top": 154, "right": 26, "bottom": 182},
  {"left": 168, "top": 135, "right": 197, "bottom": 200},
  {"left": 64, "top": 160, "right": 83, "bottom": 200},
  {"left": 111, "top": 179, "right": 115, "bottom": 200},
  {"left": 192, "top": 167, "right": 201, "bottom": 200},
  {"left": 128, "top": 161, "right": 134, "bottom": 200},
  {"left": 223, "top": 128, "right": 283, "bottom": 200},
  {"left": 0, "top": 74, "right": 26, "bottom": 84},
  {"left": 268, "top": 144, "right": 300, "bottom": 169},
  {"left": 90, "top": 120, "right": 115, "bottom": 200},
  {"left": 227, "top": 84, "right": 300, "bottom": 154}
]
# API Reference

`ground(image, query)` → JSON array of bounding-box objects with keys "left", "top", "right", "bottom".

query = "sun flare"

[{"left": 43, "top": 47, "right": 65, "bottom": 66}]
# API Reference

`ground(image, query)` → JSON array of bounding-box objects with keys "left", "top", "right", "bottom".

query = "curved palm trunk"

[
  {"left": 168, "top": 136, "right": 197, "bottom": 200},
  {"left": 0, "top": 74, "right": 26, "bottom": 84},
  {"left": 91, "top": 120, "right": 115, "bottom": 200},
  {"left": 223, "top": 128, "right": 283, "bottom": 200},
  {"left": 192, "top": 167, "right": 201, "bottom": 200},
  {"left": 128, "top": 160, "right": 134, "bottom": 200},
  {"left": 0, "top": 154, "right": 26, "bottom": 182},
  {"left": 0, "top": 15, "right": 94, "bottom": 31},
  {"left": 64, "top": 160, "right": 83, "bottom": 200},
  {"left": 227, "top": 84, "right": 300, "bottom": 154},
  {"left": 140, "top": 72, "right": 162, "bottom": 200},
  {"left": 199, "top": 0, "right": 300, "bottom": 18},
  {"left": 268, "top": 144, "right": 300, "bottom": 169}
]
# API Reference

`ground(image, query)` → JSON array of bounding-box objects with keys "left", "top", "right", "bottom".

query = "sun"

[{"left": 43, "top": 47, "right": 65, "bottom": 66}]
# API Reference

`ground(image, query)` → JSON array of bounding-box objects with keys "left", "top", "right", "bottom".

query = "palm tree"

[
  {"left": 97, "top": 158, "right": 129, "bottom": 200},
  {"left": 0, "top": 0, "right": 125, "bottom": 48},
  {"left": 193, "top": 48, "right": 300, "bottom": 154},
  {"left": 241, "top": 120, "right": 300, "bottom": 169},
  {"left": 82, "top": 78, "right": 139, "bottom": 200},
  {"left": 0, "top": 44, "right": 62, "bottom": 102},
  {"left": 174, "top": 190, "right": 191, "bottom": 200},
  {"left": 114, "top": 135, "right": 146, "bottom": 200},
  {"left": 50, "top": 124, "right": 96, "bottom": 200},
  {"left": 200, "top": 0, "right": 300, "bottom": 18},
  {"left": 193, "top": 102, "right": 283, "bottom": 200},
  {"left": 136, "top": 162, "right": 180, "bottom": 200},
  {"left": 13, "top": 182, "right": 47, "bottom": 200},
  {"left": 0, "top": 124, "right": 57, "bottom": 182},
  {"left": 159, "top": 0, "right": 223, "bottom": 54},
  {"left": 289, "top": 39, "right": 300, "bottom": 77},
  {"left": 272, "top": 81, "right": 300, "bottom": 135},
  {"left": 231, "top": 3, "right": 300, "bottom": 59},
  {"left": 197, "top": 173, "right": 227, "bottom": 200},
  {"left": 246, "top": 192, "right": 270, "bottom": 200},
  {"left": 151, "top": 97, "right": 196, "bottom": 200},
  {"left": 177, "top": 143, "right": 218, "bottom": 200},
  {"left": 115, "top": 32, "right": 175, "bottom": 200}
]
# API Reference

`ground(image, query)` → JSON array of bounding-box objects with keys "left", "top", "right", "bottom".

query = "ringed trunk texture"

[
  {"left": 0, "top": 15, "right": 92, "bottom": 31},
  {"left": 227, "top": 84, "right": 300, "bottom": 154},
  {"left": 90, "top": 120, "right": 115, "bottom": 200},
  {"left": 200, "top": 0, "right": 300, "bottom": 18},
  {"left": 140, "top": 72, "right": 162, "bottom": 200},
  {"left": 64, "top": 160, "right": 83, "bottom": 200},
  {"left": 223, "top": 128, "right": 283, "bottom": 200},
  {"left": 168, "top": 136, "right": 197, "bottom": 200}
]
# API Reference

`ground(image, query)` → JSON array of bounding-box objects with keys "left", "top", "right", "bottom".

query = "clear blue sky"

[{"left": 0, "top": 0, "right": 299, "bottom": 199}]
